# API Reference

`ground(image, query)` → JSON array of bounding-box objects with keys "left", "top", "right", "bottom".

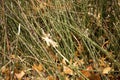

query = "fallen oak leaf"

[
  {"left": 41, "top": 31, "right": 58, "bottom": 48},
  {"left": 73, "top": 59, "right": 84, "bottom": 67},
  {"left": 81, "top": 70, "right": 91, "bottom": 78},
  {"left": 78, "top": 66, "right": 93, "bottom": 80},
  {"left": 47, "top": 75, "right": 55, "bottom": 80},
  {"left": 99, "top": 57, "right": 107, "bottom": 67},
  {"left": 32, "top": 64, "right": 43, "bottom": 72},
  {"left": 89, "top": 73, "right": 101, "bottom": 80},
  {"left": 37, "top": 64, "right": 43, "bottom": 71},
  {"left": 10, "top": 54, "right": 16, "bottom": 59},
  {"left": 77, "top": 59, "right": 85, "bottom": 66},
  {"left": 102, "top": 66, "right": 111, "bottom": 74},
  {"left": 65, "top": 76, "right": 69, "bottom": 80},
  {"left": 1, "top": 66, "right": 6, "bottom": 74},
  {"left": 80, "top": 71, "right": 101, "bottom": 80},
  {"left": 78, "top": 70, "right": 91, "bottom": 80},
  {"left": 86, "top": 65, "right": 93, "bottom": 71},
  {"left": 15, "top": 71, "right": 25, "bottom": 80},
  {"left": 1, "top": 66, "right": 11, "bottom": 80},
  {"left": 63, "top": 66, "right": 73, "bottom": 75},
  {"left": 62, "top": 59, "right": 67, "bottom": 65}
]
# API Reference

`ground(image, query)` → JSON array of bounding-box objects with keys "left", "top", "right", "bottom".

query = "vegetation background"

[{"left": 0, "top": 0, "right": 120, "bottom": 80}]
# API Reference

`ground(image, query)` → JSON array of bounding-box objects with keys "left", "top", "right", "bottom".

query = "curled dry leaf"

[
  {"left": 102, "top": 66, "right": 111, "bottom": 74},
  {"left": 15, "top": 71, "right": 25, "bottom": 80},
  {"left": 63, "top": 66, "right": 73, "bottom": 75}
]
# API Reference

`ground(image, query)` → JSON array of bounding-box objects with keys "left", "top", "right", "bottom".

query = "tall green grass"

[{"left": 0, "top": 0, "right": 120, "bottom": 79}]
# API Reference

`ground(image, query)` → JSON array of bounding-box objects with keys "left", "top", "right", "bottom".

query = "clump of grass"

[{"left": 0, "top": 0, "right": 120, "bottom": 79}]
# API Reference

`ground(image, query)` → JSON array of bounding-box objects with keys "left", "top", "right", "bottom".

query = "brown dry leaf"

[
  {"left": 9, "top": 54, "right": 19, "bottom": 62},
  {"left": 57, "top": 65, "right": 62, "bottom": 72},
  {"left": 62, "top": 59, "right": 67, "bottom": 65},
  {"left": 74, "top": 51, "right": 79, "bottom": 57},
  {"left": 77, "top": 43, "right": 84, "bottom": 53},
  {"left": 1, "top": 66, "right": 11, "bottom": 80},
  {"left": 86, "top": 65, "right": 93, "bottom": 71},
  {"left": 46, "top": 47, "right": 58, "bottom": 61},
  {"left": 89, "top": 59, "right": 93, "bottom": 63},
  {"left": 89, "top": 73, "right": 101, "bottom": 80},
  {"left": 73, "top": 59, "right": 84, "bottom": 67},
  {"left": 74, "top": 43, "right": 84, "bottom": 57},
  {"left": 15, "top": 71, "right": 25, "bottom": 80},
  {"left": 36, "top": 0, "right": 47, "bottom": 10},
  {"left": 63, "top": 66, "right": 73, "bottom": 75},
  {"left": 73, "top": 61, "right": 78, "bottom": 67},
  {"left": 10, "top": 54, "right": 16, "bottom": 59},
  {"left": 37, "top": 64, "right": 43, "bottom": 71},
  {"left": 1, "top": 66, "right": 6, "bottom": 73},
  {"left": 65, "top": 76, "right": 69, "bottom": 80},
  {"left": 78, "top": 66, "right": 93, "bottom": 79},
  {"left": 47, "top": 75, "right": 55, "bottom": 80},
  {"left": 102, "top": 66, "right": 111, "bottom": 74},
  {"left": 23, "top": 77, "right": 30, "bottom": 80},
  {"left": 32, "top": 64, "right": 43, "bottom": 72},
  {"left": 1, "top": 66, "right": 10, "bottom": 74},
  {"left": 81, "top": 70, "right": 91, "bottom": 78},
  {"left": 99, "top": 58, "right": 107, "bottom": 67},
  {"left": 79, "top": 71, "right": 99, "bottom": 80},
  {"left": 70, "top": 59, "right": 73, "bottom": 64},
  {"left": 78, "top": 59, "right": 84, "bottom": 66}
]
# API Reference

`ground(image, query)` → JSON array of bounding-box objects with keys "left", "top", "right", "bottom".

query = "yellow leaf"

[
  {"left": 15, "top": 71, "right": 25, "bottom": 80},
  {"left": 102, "top": 67, "right": 111, "bottom": 74},
  {"left": 63, "top": 66, "right": 73, "bottom": 75}
]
